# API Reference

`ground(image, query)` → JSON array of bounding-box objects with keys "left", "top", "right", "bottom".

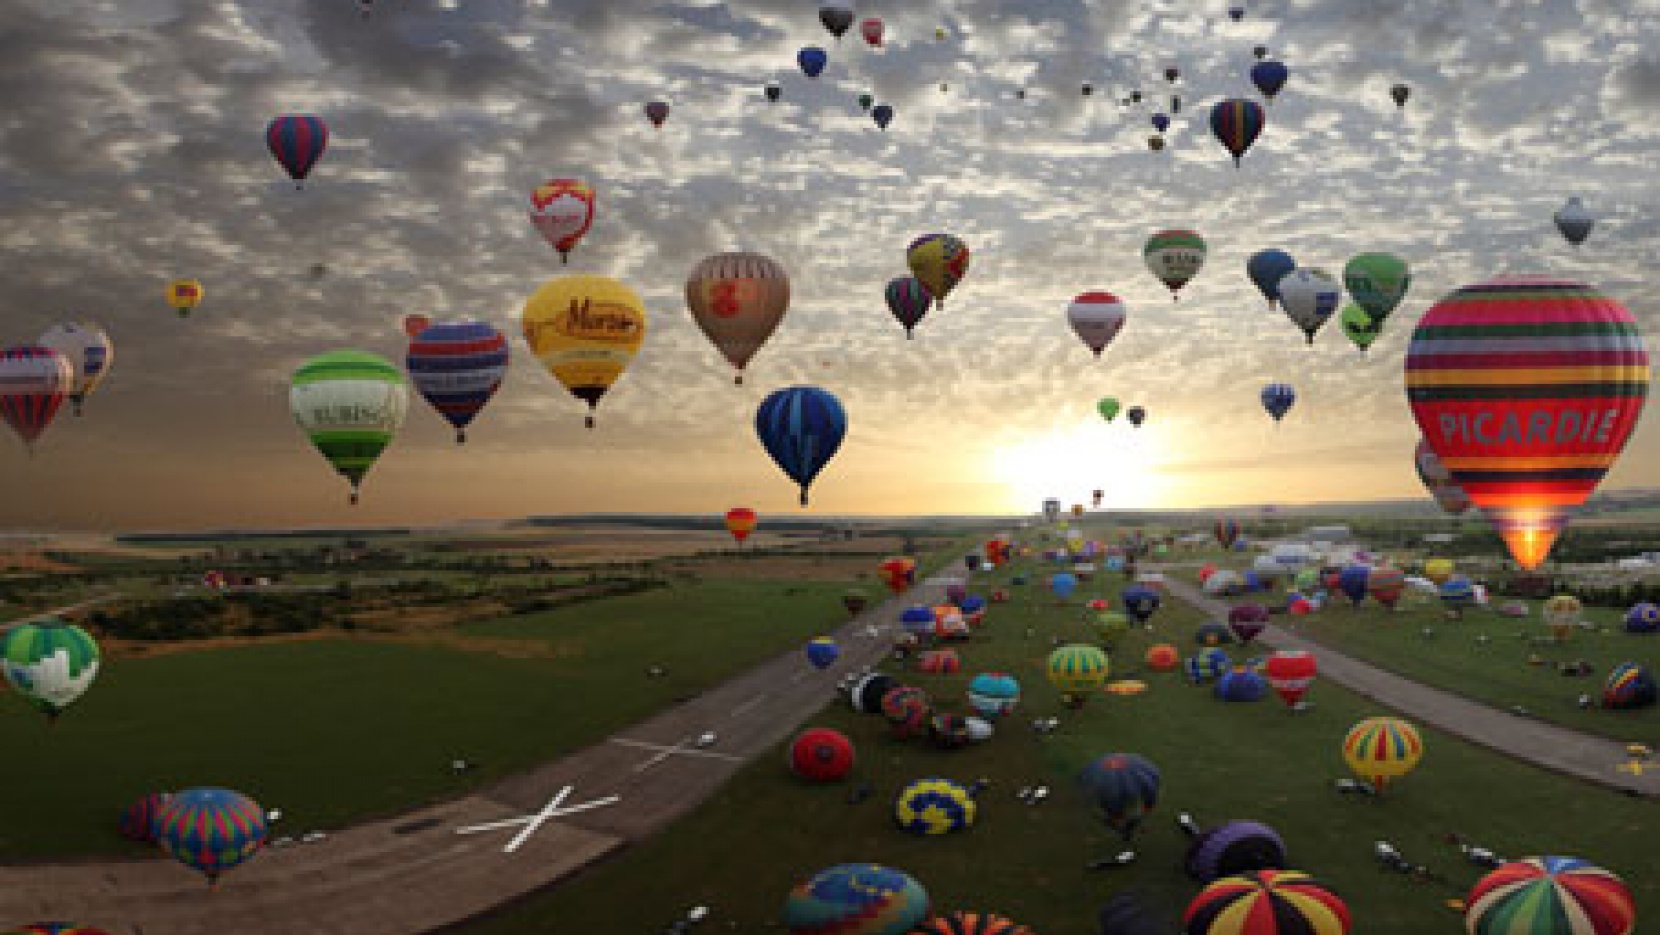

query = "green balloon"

[
  {"left": 1342, "top": 252, "right": 1411, "bottom": 321},
  {"left": 858, "top": 93, "right": 874, "bottom": 111},
  {"left": 289, "top": 350, "right": 409, "bottom": 504},
  {"left": 1340, "top": 304, "right": 1381, "bottom": 353},
  {"left": 2, "top": 618, "right": 100, "bottom": 720},
  {"left": 1098, "top": 397, "right": 1121, "bottom": 422}
]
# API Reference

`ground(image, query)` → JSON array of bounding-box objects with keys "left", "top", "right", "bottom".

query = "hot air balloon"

[
  {"left": 1068, "top": 292, "right": 1128, "bottom": 358},
  {"left": 860, "top": 17, "right": 884, "bottom": 46},
  {"left": 1151, "top": 112, "right": 1171, "bottom": 133},
  {"left": 1554, "top": 196, "right": 1594, "bottom": 246},
  {"left": 644, "top": 101, "right": 670, "bottom": 127},
  {"left": 872, "top": 104, "right": 894, "bottom": 130},
  {"left": 894, "top": 778, "right": 976, "bottom": 835},
  {"left": 1423, "top": 558, "right": 1454, "bottom": 586},
  {"left": 401, "top": 314, "right": 431, "bottom": 338},
  {"left": 1465, "top": 857, "right": 1635, "bottom": 935},
  {"left": 1081, "top": 82, "right": 1094, "bottom": 96},
  {"left": 1261, "top": 383, "right": 1295, "bottom": 422},
  {"left": 1253, "top": 45, "right": 1269, "bottom": 59},
  {"left": 1123, "top": 584, "right": 1161, "bottom": 624},
  {"left": 784, "top": 864, "right": 929, "bottom": 935},
  {"left": 1543, "top": 594, "right": 1582, "bottom": 642},
  {"left": 1050, "top": 571, "right": 1078, "bottom": 600},
  {"left": 726, "top": 507, "right": 758, "bottom": 545},
  {"left": 798, "top": 47, "right": 828, "bottom": 78},
  {"left": 37, "top": 323, "right": 112, "bottom": 416},
  {"left": 521, "top": 275, "right": 648, "bottom": 428},
  {"left": 0, "top": 346, "right": 72, "bottom": 453},
  {"left": 1390, "top": 83, "right": 1410, "bottom": 108},
  {"left": 1127, "top": 406, "right": 1146, "bottom": 427},
  {"left": 1228, "top": 2, "right": 1246, "bottom": 21},
  {"left": 1215, "top": 517, "right": 1241, "bottom": 549},
  {"left": 1414, "top": 438, "right": 1473, "bottom": 515},
  {"left": 1604, "top": 662, "right": 1657, "bottom": 709},
  {"left": 1339, "top": 305, "right": 1381, "bottom": 354},
  {"left": 1098, "top": 397, "right": 1121, "bottom": 423},
  {"left": 935, "top": 26, "right": 948, "bottom": 40},
  {"left": 907, "top": 234, "right": 970, "bottom": 308},
  {"left": 685, "top": 253, "right": 789, "bottom": 385},
  {"left": 156, "top": 788, "right": 267, "bottom": 884},
  {"left": 1406, "top": 277, "right": 1648, "bottom": 570},
  {"left": 121, "top": 791, "right": 173, "bottom": 844},
  {"left": 885, "top": 276, "right": 932, "bottom": 339},
  {"left": 1250, "top": 60, "right": 1289, "bottom": 100},
  {"left": 1342, "top": 716, "right": 1423, "bottom": 791},
  {"left": 1078, "top": 752, "right": 1159, "bottom": 839},
  {"left": 1343, "top": 253, "right": 1411, "bottom": 326},
  {"left": 1047, "top": 644, "right": 1109, "bottom": 705},
  {"left": 266, "top": 114, "right": 328, "bottom": 188},
  {"left": 1247, "top": 249, "right": 1296, "bottom": 308},
  {"left": 789, "top": 727, "right": 853, "bottom": 781},
  {"left": 1185, "top": 871, "right": 1351, "bottom": 935},
  {"left": 880, "top": 557, "right": 915, "bottom": 594},
  {"left": 819, "top": 2, "right": 854, "bottom": 39},
  {"left": 1624, "top": 602, "right": 1660, "bottom": 634},
  {"left": 1, "top": 618, "right": 100, "bottom": 721},
  {"left": 805, "top": 637, "right": 839, "bottom": 670},
  {"left": 528, "top": 178, "right": 596, "bottom": 264},
  {"left": 405, "top": 320, "right": 508, "bottom": 444},
  {"left": 1092, "top": 489, "right": 1104, "bottom": 508},
  {"left": 1210, "top": 99, "right": 1265, "bottom": 166},
  {"left": 1165, "top": 66, "right": 1181, "bottom": 84},
  {"left": 1149, "top": 135, "right": 1167, "bottom": 152},
  {"left": 1185, "top": 820, "right": 1286, "bottom": 884},
  {"left": 1144, "top": 230, "right": 1207, "bottom": 300},
  {"left": 1264, "top": 650, "right": 1316, "bottom": 708},
  {"left": 756, "top": 386, "right": 846, "bottom": 506},
  {"left": 764, "top": 81, "right": 782, "bottom": 103},
  {"left": 1279, "top": 269, "right": 1342, "bottom": 344},
  {"left": 290, "top": 351, "right": 407, "bottom": 504},
  {"left": 166, "top": 278, "right": 204, "bottom": 317},
  {"left": 1228, "top": 603, "right": 1268, "bottom": 644}
]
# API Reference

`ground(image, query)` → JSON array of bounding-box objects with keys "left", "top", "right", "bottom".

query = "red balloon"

[
  {"left": 1407, "top": 276, "right": 1649, "bottom": 570},
  {"left": 788, "top": 728, "right": 854, "bottom": 781},
  {"left": 1264, "top": 650, "right": 1317, "bottom": 707},
  {"left": 860, "top": 16, "right": 884, "bottom": 46}
]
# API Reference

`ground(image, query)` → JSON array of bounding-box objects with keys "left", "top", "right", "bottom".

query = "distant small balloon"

[
  {"left": 1390, "top": 83, "right": 1410, "bottom": 108},
  {"left": 644, "top": 101, "right": 670, "bottom": 127},
  {"left": 872, "top": 104, "right": 894, "bottom": 130},
  {"left": 1554, "top": 196, "right": 1594, "bottom": 246},
  {"left": 765, "top": 82, "right": 781, "bottom": 102},
  {"left": 1228, "top": 2, "right": 1246, "bottom": 21},
  {"left": 798, "top": 47, "right": 828, "bottom": 78}
]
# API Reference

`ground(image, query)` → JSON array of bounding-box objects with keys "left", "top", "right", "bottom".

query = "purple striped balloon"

[{"left": 406, "top": 320, "right": 509, "bottom": 444}]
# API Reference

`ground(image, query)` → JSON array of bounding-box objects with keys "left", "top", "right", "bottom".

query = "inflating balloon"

[
  {"left": 528, "top": 178, "right": 596, "bottom": 263},
  {"left": 1078, "top": 752, "right": 1159, "bottom": 839},
  {"left": 756, "top": 386, "right": 846, "bottom": 506},
  {"left": 1068, "top": 292, "right": 1128, "bottom": 358},
  {"left": 686, "top": 253, "right": 790, "bottom": 385},
  {"left": 784, "top": 864, "right": 928, "bottom": 935},
  {"left": 1465, "top": 857, "right": 1634, "bottom": 935},
  {"left": 290, "top": 351, "right": 408, "bottom": 504},
  {"left": 1406, "top": 277, "right": 1648, "bottom": 569},
  {"left": 1185, "top": 871, "right": 1351, "bottom": 935},
  {"left": 521, "top": 275, "right": 648, "bottom": 428},
  {"left": 1342, "top": 717, "right": 1423, "bottom": 791}
]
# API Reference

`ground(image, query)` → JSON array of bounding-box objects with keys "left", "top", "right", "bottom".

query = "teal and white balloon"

[{"left": 2, "top": 618, "right": 101, "bottom": 721}]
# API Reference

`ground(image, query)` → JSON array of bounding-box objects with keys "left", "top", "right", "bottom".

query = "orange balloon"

[{"left": 725, "top": 507, "right": 757, "bottom": 544}]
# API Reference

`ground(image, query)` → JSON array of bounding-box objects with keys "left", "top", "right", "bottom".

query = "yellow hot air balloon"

[
  {"left": 906, "top": 234, "right": 970, "bottom": 309},
  {"left": 166, "top": 279, "right": 204, "bottom": 318},
  {"left": 1423, "top": 558, "right": 1453, "bottom": 586},
  {"left": 521, "top": 275, "right": 647, "bottom": 428},
  {"left": 685, "top": 253, "right": 790, "bottom": 385}
]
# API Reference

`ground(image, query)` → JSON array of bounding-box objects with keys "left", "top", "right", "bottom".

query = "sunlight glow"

[{"left": 987, "top": 422, "right": 1174, "bottom": 514}]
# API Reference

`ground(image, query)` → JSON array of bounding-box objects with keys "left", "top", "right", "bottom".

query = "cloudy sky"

[{"left": 3, "top": 0, "right": 1660, "bottom": 531}]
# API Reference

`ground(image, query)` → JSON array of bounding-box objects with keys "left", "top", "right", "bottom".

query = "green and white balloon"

[{"left": 290, "top": 350, "right": 408, "bottom": 505}]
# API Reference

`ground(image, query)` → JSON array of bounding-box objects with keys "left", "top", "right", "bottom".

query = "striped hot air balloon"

[
  {"left": 893, "top": 777, "right": 976, "bottom": 835},
  {"left": 289, "top": 350, "right": 408, "bottom": 504},
  {"left": 155, "top": 787, "right": 268, "bottom": 884},
  {"left": 265, "top": 114, "right": 329, "bottom": 188},
  {"left": 406, "top": 320, "right": 508, "bottom": 444},
  {"left": 885, "top": 276, "right": 933, "bottom": 339},
  {"left": 755, "top": 386, "right": 846, "bottom": 506},
  {"left": 1, "top": 618, "right": 100, "bottom": 721},
  {"left": 1067, "top": 291, "right": 1128, "bottom": 358},
  {"left": 1215, "top": 517, "right": 1241, "bottom": 549},
  {"left": 1341, "top": 717, "right": 1423, "bottom": 791},
  {"left": 1184, "top": 869, "right": 1351, "bottom": 935},
  {"left": 1047, "top": 644, "right": 1109, "bottom": 697},
  {"left": 0, "top": 346, "right": 72, "bottom": 451},
  {"left": 1406, "top": 277, "right": 1649, "bottom": 570},
  {"left": 913, "top": 913, "right": 1033, "bottom": 935},
  {"left": 1465, "top": 857, "right": 1634, "bottom": 935},
  {"left": 1210, "top": 99, "right": 1265, "bottom": 167},
  {"left": 1602, "top": 662, "right": 1656, "bottom": 710},
  {"left": 725, "top": 507, "right": 757, "bottom": 545}
]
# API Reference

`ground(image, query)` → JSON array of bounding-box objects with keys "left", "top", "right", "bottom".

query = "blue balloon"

[
  {"left": 1251, "top": 60, "right": 1289, "bottom": 100},
  {"left": 1261, "top": 383, "right": 1295, "bottom": 422},
  {"left": 872, "top": 104, "right": 894, "bottom": 130},
  {"left": 1215, "top": 667, "right": 1268, "bottom": 702},
  {"left": 960, "top": 594, "right": 987, "bottom": 615},
  {"left": 756, "top": 386, "right": 846, "bottom": 506},
  {"left": 1247, "top": 249, "right": 1296, "bottom": 307},
  {"left": 900, "top": 605, "right": 936, "bottom": 636},
  {"left": 1050, "top": 572, "right": 1078, "bottom": 599},
  {"left": 798, "top": 46, "right": 829, "bottom": 78},
  {"left": 1151, "top": 112, "right": 1170, "bottom": 133},
  {"left": 1339, "top": 565, "right": 1370, "bottom": 607},
  {"left": 806, "top": 638, "right": 840, "bottom": 669},
  {"left": 1122, "top": 584, "right": 1161, "bottom": 623}
]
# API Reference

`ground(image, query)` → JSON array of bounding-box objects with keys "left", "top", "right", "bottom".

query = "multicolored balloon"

[
  {"left": 406, "top": 320, "right": 508, "bottom": 444},
  {"left": 885, "top": 276, "right": 932, "bottom": 339},
  {"left": 265, "top": 114, "right": 328, "bottom": 188},
  {"left": 725, "top": 506, "right": 757, "bottom": 545},
  {"left": 755, "top": 386, "right": 847, "bottom": 506},
  {"left": 156, "top": 787, "right": 267, "bottom": 884},
  {"left": 1279, "top": 269, "right": 1342, "bottom": 344},
  {"left": 528, "top": 178, "right": 596, "bottom": 263},
  {"left": 1406, "top": 277, "right": 1649, "bottom": 569},
  {"left": 0, "top": 346, "right": 73, "bottom": 452},
  {"left": 37, "top": 323, "right": 113, "bottom": 416},
  {"left": 1343, "top": 253, "right": 1411, "bottom": 324},
  {"left": 907, "top": 234, "right": 970, "bottom": 308},
  {"left": 1342, "top": 716, "right": 1423, "bottom": 791},
  {"left": 1465, "top": 857, "right": 1634, "bottom": 935},
  {"left": 1144, "top": 229, "right": 1207, "bottom": 300},
  {"left": 1339, "top": 304, "right": 1381, "bottom": 354},
  {"left": 521, "top": 275, "right": 648, "bottom": 428},
  {"left": 1210, "top": 99, "right": 1265, "bottom": 166},
  {"left": 1247, "top": 250, "right": 1296, "bottom": 308},
  {"left": 1185, "top": 870, "right": 1351, "bottom": 935},
  {"left": 805, "top": 637, "right": 839, "bottom": 670},
  {"left": 165, "top": 278, "right": 204, "bottom": 317},
  {"left": 1264, "top": 650, "right": 1316, "bottom": 708},
  {"left": 894, "top": 777, "right": 976, "bottom": 835},
  {"left": 912, "top": 914, "right": 1033, "bottom": 935},
  {"left": 1047, "top": 644, "right": 1109, "bottom": 700},
  {"left": 401, "top": 314, "right": 431, "bottom": 338},
  {"left": 289, "top": 350, "right": 408, "bottom": 504},
  {"left": 1078, "top": 752, "right": 1160, "bottom": 839},
  {"left": 1261, "top": 383, "right": 1295, "bottom": 422},
  {"left": 1, "top": 618, "right": 100, "bottom": 721},
  {"left": 783, "top": 863, "right": 929, "bottom": 935},
  {"left": 686, "top": 253, "right": 790, "bottom": 385},
  {"left": 1067, "top": 292, "right": 1128, "bottom": 358}
]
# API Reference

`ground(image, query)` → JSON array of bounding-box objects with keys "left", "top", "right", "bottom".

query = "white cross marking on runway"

[
  {"left": 610, "top": 737, "right": 745, "bottom": 771},
  {"left": 454, "top": 785, "right": 621, "bottom": 853}
]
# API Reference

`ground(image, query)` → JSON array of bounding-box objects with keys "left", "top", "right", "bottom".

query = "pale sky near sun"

[{"left": 3, "top": 0, "right": 1660, "bottom": 531}]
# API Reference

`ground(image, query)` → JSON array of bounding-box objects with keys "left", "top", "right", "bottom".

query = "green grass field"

[
  {"left": 455, "top": 554, "right": 1657, "bottom": 933},
  {"left": 0, "top": 575, "right": 878, "bottom": 859},
  {"left": 1170, "top": 563, "right": 1660, "bottom": 742}
]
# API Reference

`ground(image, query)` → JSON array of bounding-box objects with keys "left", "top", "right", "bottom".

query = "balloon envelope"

[
  {"left": 686, "top": 253, "right": 790, "bottom": 383},
  {"left": 1210, "top": 99, "right": 1265, "bottom": 166},
  {"left": 1555, "top": 196, "right": 1595, "bottom": 246},
  {"left": 1, "top": 618, "right": 100, "bottom": 719},
  {"left": 907, "top": 234, "right": 970, "bottom": 308},
  {"left": 1279, "top": 269, "right": 1342, "bottom": 343},
  {"left": 37, "top": 322, "right": 112, "bottom": 415},
  {"left": 1250, "top": 60, "right": 1289, "bottom": 99},
  {"left": 290, "top": 351, "right": 408, "bottom": 502},
  {"left": 798, "top": 47, "right": 829, "bottom": 78},
  {"left": 266, "top": 114, "right": 328, "bottom": 185},
  {"left": 156, "top": 788, "right": 268, "bottom": 883},
  {"left": 1261, "top": 383, "right": 1295, "bottom": 422},
  {"left": 1144, "top": 230, "right": 1207, "bottom": 298},
  {"left": 755, "top": 386, "right": 847, "bottom": 506},
  {"left": 1068, "top": 292, "right": 1128, "bottom": 357},
  {"left": 406, "top": 320, "right": 508, "bottom": 443},
  {"left": 885, "top": 277, "right": 932, "bottom": 338},
  {"left": 1098, "top": 397, "right": 1121, "bottom": 422},
  {"left": 521, "top": 275, "right": 648, "bottom": 427},
  {"left": 1248, "top": 249, "right": 1296, "bottom": 307},
  {"left": 528, "top": 178, "right": 596, "bottom": 261},
  {"left": 0, "top": 346, "right": 73, "bottom": 449}
]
